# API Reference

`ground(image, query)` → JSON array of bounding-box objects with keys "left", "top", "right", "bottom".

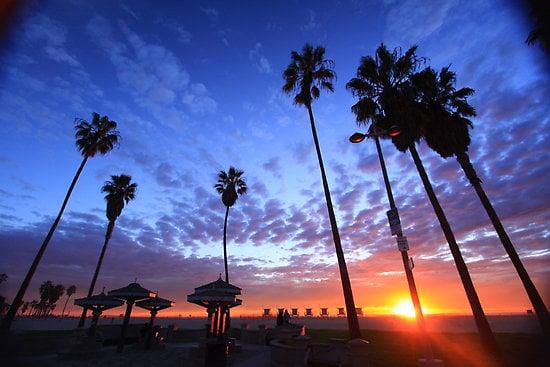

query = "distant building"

[
  {"left": 305, "top": 308, "right": 313, "bottom": 317},
  {"left": 320, "top": 307, "right": 329, "bottom": 317},
  {"left": 337, "top": 307, "right": 345, "bottom": 316}
]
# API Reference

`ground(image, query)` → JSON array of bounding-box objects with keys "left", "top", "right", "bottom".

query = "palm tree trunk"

[
  {"left": 117, "top": 300, "right": 134, "bottom": 353},
  {"left": 222, "top": 206, "right": 232, "bottom": 332},
  {"left": 456, "top": 151, "right": 550, "bottom": 337},
  {"left": 307, "top": 105, "right": 361, "bottom": 339},
  {"left": 78, "top": 220, "right": 116, "bottom": 328},
  {"left": 1, "top": 156, "right": 89, "bottom": 333},
  {"left": 408, "top": 143, "right": 501, "bottom": 358},
  {"left": 61, "top": 295, "right": 71, "bottom": 317},
  {"left": 223, "top": 206, "right": 230, "bottom": 283}
]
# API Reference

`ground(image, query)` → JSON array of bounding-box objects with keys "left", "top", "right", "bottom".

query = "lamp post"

[{"left": 350, "top": 125, "right": 442, "bottom": 366}]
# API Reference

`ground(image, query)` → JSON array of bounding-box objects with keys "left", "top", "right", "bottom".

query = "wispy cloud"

[{"left": 248, "top": 43, "right": 272, "bottom": 74}]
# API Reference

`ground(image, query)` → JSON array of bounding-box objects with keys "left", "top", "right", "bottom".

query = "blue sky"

[{"left": 0, "top": 0, "right": 548, "bottom": 316}]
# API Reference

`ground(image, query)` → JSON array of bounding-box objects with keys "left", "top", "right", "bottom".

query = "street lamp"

[{"left": 350, "top": 125, "right": 442, "bottom": 366}]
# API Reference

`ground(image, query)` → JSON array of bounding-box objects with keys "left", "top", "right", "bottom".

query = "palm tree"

[
  {"left": 78, "top": 174, "right": 137, "bottom": 328},
  {"left": 61, "top": 285, "right": 76, "bottom": 317},
  {"left": 283, "top": 44, "right": 361, "bottom": 339},
  {"left": 346, "top": 44, "right": 501, "bottom": 357},
  {"left": 1, "top": 113, "right": 120, "bottom": 332},
  {"left": 413, "top": 66, "right": 550, "bottom": 337},
  {"left": 215, "top": 167, "right": 247, "bottom": 283}
]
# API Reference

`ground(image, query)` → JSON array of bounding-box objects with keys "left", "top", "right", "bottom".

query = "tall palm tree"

[
  {"left": 1, "top": 113, "right": 120, "bottom": 332},
  {"left": 78, "top": 174, "right": 137, "bottom": 328},
  {"left": 215, "top": 167, "right": 247, "bottom": 283},
  {"left": 346, "top": 44, "right": 501, "bottom": 358},
  {"left": 61, "top": 285, "right": 76, "bottom": 317},
  {"left": 413, "top": 66, "right": 550, "bottom": 337},
  {"left": 283, "top": 43, "right": 361, "bottom": 340}
]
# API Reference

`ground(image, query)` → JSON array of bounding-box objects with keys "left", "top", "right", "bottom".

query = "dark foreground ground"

[
  {"left": 306, "top": 329, "right": 547, "bottom": 367},
  {"left": 1, "top": 328, "right": 547, "bottom": 367}
]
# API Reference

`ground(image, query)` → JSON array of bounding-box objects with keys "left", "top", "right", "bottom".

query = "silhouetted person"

[
  {"left": 276, "top": 309, "right": 283, "bottom": 326},
  {"left": 283, "top": 309, "right": 291, "bottom": 324}
]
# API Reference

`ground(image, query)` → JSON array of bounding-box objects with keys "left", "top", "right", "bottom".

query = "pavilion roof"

[
  {"left": 108, "top": 282, "right": 156, "bottom": 300},
  {"left": 74, "top": 292, "right": 124, "bottom": 308},
  {"left": 193, "top": 277, "right": 241, "bottom": 295},
  {"left": 136, "top": 295, "right": 175, "bottom": 311}
]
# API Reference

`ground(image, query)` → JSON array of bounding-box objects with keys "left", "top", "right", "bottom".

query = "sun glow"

[{"left": 392, "top": 299, "right": 416, "bottom": 318}]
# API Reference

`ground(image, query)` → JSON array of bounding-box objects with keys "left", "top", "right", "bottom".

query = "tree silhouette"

[
  {"left": 33, "top": 281, "right": 64, "bottom": 317},
  {"left": 78, "top": 174, "right": 137, "bottom": 327},
  {"left": 1, "top": 113, "right": 119, "bottom": 332},
  {"left": 413, "top": 65, "right": 550, "bottom": 336},
  {"left": 283, "top": 43, "right": 361, "bottom": 339},
  {"left": 346, "top": 43, "right": 501, "bottom": 358},
  {"left": 61, "top": 285, "right": 77, "bottom": 317},
  {"left": 215, "top": 167, "right": 247, "bottom": 283}
]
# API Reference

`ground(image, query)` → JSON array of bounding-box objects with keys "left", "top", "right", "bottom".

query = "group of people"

[{"left": 276, "top": 309, "right": 292, "bottom": 326}]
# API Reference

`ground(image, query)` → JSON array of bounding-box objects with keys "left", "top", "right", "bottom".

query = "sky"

[{"left": 0, "top": 0, "right": 548, "bottom": 318}]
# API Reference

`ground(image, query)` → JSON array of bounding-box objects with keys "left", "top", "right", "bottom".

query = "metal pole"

[{"left": 373, "top": 135, "right": 435, "bottom": 361}]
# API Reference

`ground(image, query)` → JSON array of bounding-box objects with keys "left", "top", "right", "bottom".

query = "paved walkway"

[{"left": 232, "top": 344, "right": 270, "bottom": 367}]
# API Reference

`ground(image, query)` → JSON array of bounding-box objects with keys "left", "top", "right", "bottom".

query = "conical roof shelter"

[
  {"left": 107, "top": 281, "right": 156, "bottom": 353},
  {"left": 193, "top": 277, "right": 241, "bottom": 295},
  {"left": 74, "top": 291, "right": 123, "bottom": 337},
  {"left": 136, "top": 295, "right": 175, "bottom": 312},
  {"left": 136, "top": 295, "right": 175, "bottom": 349},
  {"left": 74, "top": 292, "right": 124, "bottom": 309},
  {"left": 108, "top": 282, "right": 156, "bottom": 300},
  {"left": 187, "top": 276, "right": 242, "bottom": 308}
]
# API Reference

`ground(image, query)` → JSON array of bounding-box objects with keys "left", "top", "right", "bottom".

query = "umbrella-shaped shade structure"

[
  {"left": 74, "top": 292, "right": 123, "bottom": 337},
  {"left": 136, "top": 295, "right": 175, "bottom": 349},
  {"left": 187, "top": 276, "right": 242, "bottom": 338},
  {"left": 188, "top": 276, "right": 242, "bottom": 367},
  {"left": 108, "top": 282, "right": 156, "bottom": 353}
]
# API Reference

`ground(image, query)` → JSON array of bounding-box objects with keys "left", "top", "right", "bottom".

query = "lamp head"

[
  {"left": 387, "top": 125, "right": 402, "bottom": 137},
  {"left": 349, "top": 132, "right": 366, "bottom": 143}
]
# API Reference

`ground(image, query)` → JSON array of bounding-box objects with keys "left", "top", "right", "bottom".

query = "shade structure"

[
  {"left": 74, "top": 292, "right": 123, "bottom": 336},
  {"left": 187, "top": 277, "right": 242, "bottom": 366},
  {"left": 187, "top": 277, "right": 242, "bottom": 334},
  {"left": 136, "top": 295, "right": 175, "bottom": 312},
  {"left": 193, "top": 277, "right": 242, "bottom": 295},
  {"left": 108, "top": 282, "right": 156, "bottom": 300},
  {"left": 136, "top": 295, "right": 175, "bottom": 349},
  {"left": 108, "top": 282, "right": 156, "bottom": 353},
  {"left": 74, "top": 292, "right": 124, "bottom": 308}
]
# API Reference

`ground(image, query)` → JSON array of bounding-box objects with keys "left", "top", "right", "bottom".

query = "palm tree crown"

[
  {"left": 102, "top": 174, "right": 138, "bottom": 222},
  {"left": 66, "top": 285, "right": 76, "bottom": 297},
  {"left": 215, "top": 167, "right": 247, "bottom": 207},
  {"left": 282, "top": 43, "right": 335, "bottom": 107},
  {"left": 412, "top": 66, "right": 476, "bottom": 158},
  {"left": 346, "top": 44, "right": 425, "bottom": 151},
  {"left": 75, "top": 112, "right": 120, "bottom": 158}
]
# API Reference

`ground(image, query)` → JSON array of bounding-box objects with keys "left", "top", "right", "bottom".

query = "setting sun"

[{"left": 392, "top": 300, "right": 416, "bottom": 318}]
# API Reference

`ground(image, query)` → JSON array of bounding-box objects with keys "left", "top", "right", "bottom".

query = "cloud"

[
  {"left": 158, "top": 18, "right": 192, "bottom": 44},
  {"left": 248, "top": 43, "right": 272, "bottom": 74},
  {"left": 385, "top": 0, "right": 459, "bottom": 43},
  {"left": 120, "top": 4, "right": 139, "bottom": 20},
  {"left": 301, "top": 10, "right": 318, "bottom": 32},
  {"left": 262, "top": 157, "right": 282, "bottom": 178},
  {"left": 86, "top": 15, "right": 216, "bottom": 127},
  {"left": 181, "top": 83, "right": 218, "bottom": 114},
  {"left": 23, "top": 14, "right": 80, "bottom": 67},
  {"left": 200, "top": 7, "right": 219, "bottom": 22}
]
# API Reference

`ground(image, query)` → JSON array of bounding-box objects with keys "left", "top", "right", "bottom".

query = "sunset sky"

[{"left": 0, "top": 0, "right": 548, "bottom": 318}]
